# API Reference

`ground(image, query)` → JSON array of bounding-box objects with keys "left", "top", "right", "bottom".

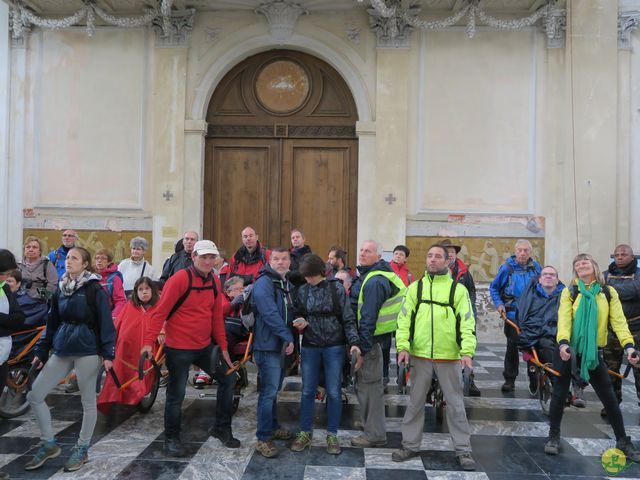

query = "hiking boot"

[
  {"left": 570, "top": 387, "right": 586, "bottom": 408},
  {"left": 392, "top": 448, "right": 419, "bottom": 462},
  {"left": 350, "top": 435, "right": 387, "bottom": 448},
  {"left": 501, "top": 380, "right": 515, "bottom": 393},
  {"left": 256, "top": 440, "right": 279, "bottom": 458},
  {"left": 272, "top": 428, "right": 292, "bottom": 440},
  {"left": 164, "top": 437, "right": 186, "bottom": 457},
  {"left": 544, "top": 431, "right": 560, "bottom": 455},
  {"left": 616, "top": 436, "right": 640, "bottom": 463},
  {"left": 209, "top": 427, "right": 241, "bottom": 448},
  {"left": 24, "top": 440, "right": 61, "bottom": 470},
  {"left": 326, "top": 434, "right": 341, "bottom": 455},
  {"left": 290, "top": 431, "right": 312, "bottom": 452},
  {"left": 457, "top": 452, "right": 476, "bottom": 471},
  {"left": 64, "top": 444, "right": 89, "bottom": 472},
  {"left": 64, "top": 376, "right": 79, "bottom": 393},
  {"left": 194, "top": 372, "right": 211, "bottom": 389}
]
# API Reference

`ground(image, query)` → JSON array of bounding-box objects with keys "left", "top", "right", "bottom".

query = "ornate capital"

[
  {"left": 255, "top": 1, "right": 308, "bottom": 45},
  {"left": 152, "top": 9, "right": 195, "bottom": 47},
  {"left": 542, "top": 7, "right": 566, "bottom": 49},
  {"left": 367, "top": 0, "right": 420, "bottom": 48},
  {"left": 619, "top": 11, "right": 640, "bottom": 51}
]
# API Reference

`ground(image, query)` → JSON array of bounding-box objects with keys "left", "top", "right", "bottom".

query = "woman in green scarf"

[{"left": 544, "top": 253, "right": 640, "bottom": 459}]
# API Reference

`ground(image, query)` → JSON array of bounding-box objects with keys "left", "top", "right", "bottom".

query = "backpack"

[
  {"left": 166, "top": 268, "right": 218, "bottom": 321},
  {"left": 240, "top": 276, "right": 286, "bottom": 330},
  {"left": 105, "top": 271, "right": 124, "bottom": 298},
  {"left": 501, "top": 262, "right": 540, "bottom": 305},
  {"left": 298, "top": 279, "right": 342, "bottom": 319},
  {"left": 409, "top": 276, "right": 461, "bottom": 347},
  {"left": 36, "top": 258, "right": 55, "bottom": 304},
  {"left": 568, "top": 283, "right": 611, "bottom": 303}
]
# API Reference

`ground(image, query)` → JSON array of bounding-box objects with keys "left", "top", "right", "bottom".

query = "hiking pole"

[{"left": 499, "top": 310, "right": 521, "bottom": 335}]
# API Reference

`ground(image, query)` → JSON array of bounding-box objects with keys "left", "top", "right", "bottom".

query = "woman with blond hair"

[{"left": 545, "top": 253, "right": 640, "bottom": 459}]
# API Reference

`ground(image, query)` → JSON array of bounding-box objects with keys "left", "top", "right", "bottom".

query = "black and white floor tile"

[{"left": 0, "top": 343, "right": 639, "bottom": 479}]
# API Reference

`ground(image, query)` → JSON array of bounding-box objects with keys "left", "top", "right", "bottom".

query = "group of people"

[{"left": 0, "top": 227, "right": 638, "bottom": 477}]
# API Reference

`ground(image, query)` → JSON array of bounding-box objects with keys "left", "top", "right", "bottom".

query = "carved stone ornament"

[
  {"left": 367, "top": 0, "right": 421, "bottom": 48},
  {"left": 619, "top": 11, "right": 640, "bottom": 51},
  {"left": 542, "top": 6, "right": 566, "bottom": 49},
  {"left": 255, "top": 1, "right": 308, "bottom": 45},
  {"left": 152, "top": 9, "right": 196, "bottom": 47}
]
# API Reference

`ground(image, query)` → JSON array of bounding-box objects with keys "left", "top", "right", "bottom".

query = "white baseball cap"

[{"left": 193, "top": 240, "right": 219, "bottom": 256}]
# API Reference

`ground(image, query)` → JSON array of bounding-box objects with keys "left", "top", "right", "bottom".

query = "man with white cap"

[{"left": 142, "top": 240, "right": 238, "bottom": 457}]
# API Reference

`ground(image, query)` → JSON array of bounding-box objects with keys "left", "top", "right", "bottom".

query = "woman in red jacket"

[
  {"left": 95, "top": 249, "right": 126, "bottom": 317},
  {"left": 97, "top": 276, "right": 160, "bottom": 414}
]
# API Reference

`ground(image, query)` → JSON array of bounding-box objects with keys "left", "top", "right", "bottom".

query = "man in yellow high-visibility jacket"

[
  {"left": 392, "top": 244, "right": 477, "bottom": 471},
  {"left": 349, "top": 240, "right": 405, "bottom": 448}
]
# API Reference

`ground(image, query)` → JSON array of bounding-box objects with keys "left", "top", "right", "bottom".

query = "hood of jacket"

[
  {"left": 234, "top": 242, "right": 266, "bottom": 265},
  {"left": 608, "top": 260, "right": 638, "bottom": 276}
]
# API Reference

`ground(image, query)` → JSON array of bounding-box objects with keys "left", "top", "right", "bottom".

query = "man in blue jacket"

[
  {"left": 252, "top": 248, "right": 295, "bottom": 458},
  {"left": 489, "top": 239, "right": 541, "bottom": 392},
  {"left": 48, "top": 230, "right": 77, "bottom": 280}
]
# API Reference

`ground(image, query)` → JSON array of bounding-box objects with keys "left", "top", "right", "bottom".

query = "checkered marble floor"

[{"left": 0, "top": 343, "right": 639, "bottom": 479}]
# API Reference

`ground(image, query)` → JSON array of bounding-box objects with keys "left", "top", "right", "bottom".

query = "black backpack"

[
  {"left": 409, "top": 276, "right": 462, "bottom": 347},
  {"left": 298, "top": 279, "right": 342, "bottom": 319},
  {"left": 568, "top": 283, "right": 611, "bottom": 303}
]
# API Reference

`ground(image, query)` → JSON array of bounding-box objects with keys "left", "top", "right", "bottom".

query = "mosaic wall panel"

[
  {"left": 405, "top": 236, "right": 545, "bottom": 284},
  {"left": 22, "top": 229, "right": 154, "bottom": 264}
]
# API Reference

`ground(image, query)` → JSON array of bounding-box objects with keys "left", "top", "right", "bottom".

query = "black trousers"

[
  {"left": 503, "top": 322, "right": 520, "bottom": 381},
  {"left": 548, "top": 350, "right": 626, "bottom": 440}
]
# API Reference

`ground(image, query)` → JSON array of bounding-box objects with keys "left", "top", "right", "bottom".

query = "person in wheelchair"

[
  {"left": 516, "top": 267, "right": 570, "bottom": 388},
  {"left": 5, "top": 270, "right": 48, "bottom": 327}
]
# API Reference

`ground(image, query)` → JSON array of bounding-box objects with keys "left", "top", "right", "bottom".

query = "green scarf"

[
  {"left": 0, "top": 282, "right": 5, "bottom": 298},
  {"left": 571, "top": 279, "right": 600, "bottom": 382}
]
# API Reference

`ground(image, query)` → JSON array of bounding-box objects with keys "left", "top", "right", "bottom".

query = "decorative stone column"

[
  {"left": 0, "top": 2, "right": 9, "bottom": 248},
  {"left": 149, "top": 37, "right": 190, "bottom": 268},
  {"left": 566, "top": 0, "right": 619, "bottom": 266},
  {"left": 372, "top": 47, "right": 410, "bottom": 253}
]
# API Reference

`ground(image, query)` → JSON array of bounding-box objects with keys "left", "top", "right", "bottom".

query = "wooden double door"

[{"left": 204, "top": 50, "right": 358, "bottom": 260}]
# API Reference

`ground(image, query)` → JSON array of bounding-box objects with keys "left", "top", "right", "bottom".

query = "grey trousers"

[
  {"left": 401, "top": 357, "right": 472, "bottom": 454},
  {"left": 355, "top": 343, "right": 386, "bottom": 442},
  {"left": 27, "top": 354, "right": 102, "bottom": 446}
]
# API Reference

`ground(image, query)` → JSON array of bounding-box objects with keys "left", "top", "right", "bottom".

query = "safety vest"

[{"left": 357, "top": 270, "right": 407, "bottom": 335}]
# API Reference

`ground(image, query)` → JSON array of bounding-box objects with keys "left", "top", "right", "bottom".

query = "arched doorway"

[{"left": 204, "top": 50, "right": 358, "bottom": 261}]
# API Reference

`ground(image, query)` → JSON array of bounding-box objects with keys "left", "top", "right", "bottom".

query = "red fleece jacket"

[
  {"left": 143, "top": 266, "right": 227, "bottom": 350},
  {"left": 391, "top": 261, "right": 414, "bottom": 286}
]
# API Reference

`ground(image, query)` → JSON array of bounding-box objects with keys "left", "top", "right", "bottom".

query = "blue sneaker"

[
  {"left": 24, "top": 440, "right": 61, "bottom": 470},
  {"left": 64, "top": 444, "right": 89, "bottom": 472}
]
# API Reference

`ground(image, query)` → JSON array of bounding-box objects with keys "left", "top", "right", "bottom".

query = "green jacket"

[{"left": 396, "top": 271, "right": 477, "bottom": 360}]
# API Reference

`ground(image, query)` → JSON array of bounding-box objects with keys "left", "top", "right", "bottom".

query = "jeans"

[
  {"left": 300, "top": 345, "right": 345, "bottom": 434},
  {"left": 254, "top": 350, "right": 285, "bottom": 441},
  {"left": 164, "top": 344, "right": 235, "bottom": 438}
]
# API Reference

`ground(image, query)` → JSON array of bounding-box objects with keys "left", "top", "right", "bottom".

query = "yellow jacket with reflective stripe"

[
  {"left": 396, "top": 272, "right": 477, "bottom": 360},
  {"left": 357, "top": 270, "right": 406, "bottom": 335}
]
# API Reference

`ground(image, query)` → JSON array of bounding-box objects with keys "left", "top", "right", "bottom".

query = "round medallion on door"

[{"left": 254, "top": 60, "right": 310, "bottom": 115}]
